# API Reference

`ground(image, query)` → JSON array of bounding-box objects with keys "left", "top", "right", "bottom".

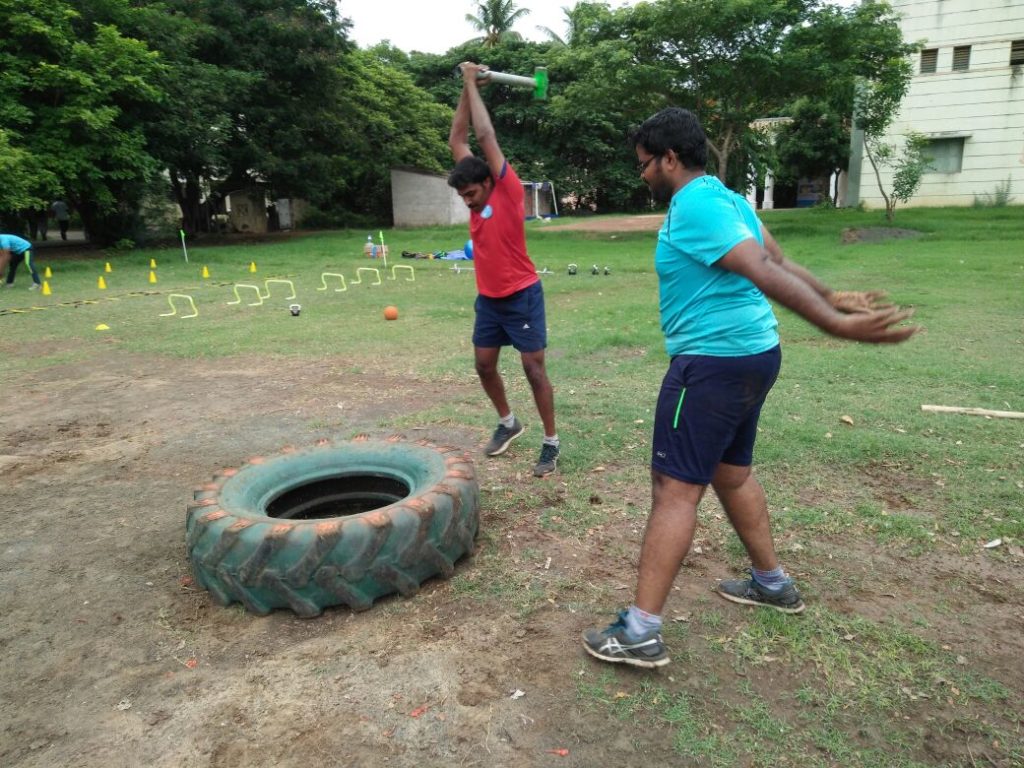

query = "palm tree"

[
  {"left": 465, "top": 0, "right": 531, "bottom": 48},
  {"left": 537, "top": 6, "right": 573, "bottom": 46}
]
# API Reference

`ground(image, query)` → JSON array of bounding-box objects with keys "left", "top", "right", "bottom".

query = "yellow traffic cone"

[
  {"left": 105, "top": 262, "right": 112, "bottom": 273},
  {"left": 149, "top": 270, "right": 157, "bottom": 284},
  {"left": 98, "top": 276, "right": 107, "bottom": 290},
  {"left": 42, "top": 281, "right": 52, "bottom": 296},
  {"left": 150, "top": 258, "right": 157, "bottom": 269},
  {"left": 249, "top": 261, "right": 257, "bottom": 273},
  {"left": 44, "top": 266, "right": 52, "bottom": 279},
  {"left": 202, "top": 265, "right": 210, "bottom": 279},
  {"left": 95, "top": 323, "right": 110, "bottom": 331}
]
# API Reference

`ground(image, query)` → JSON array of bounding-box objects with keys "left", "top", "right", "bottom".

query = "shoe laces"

[{"left": 538, "top": 443, "right": 558, "bottom": 462}]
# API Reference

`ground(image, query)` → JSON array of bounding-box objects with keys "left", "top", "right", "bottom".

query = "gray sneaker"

[
  {"left": 716, "top": 574, "right": 805, "bottom": 614},
  {"left": 483, "top": 418, "right": 524, "bottom": 456},
  {"left": 582, "top": 611, "right": 669, "bottom": 668},
  {"left": 533, "top": 442, "right": 559, "bottom": 477}
]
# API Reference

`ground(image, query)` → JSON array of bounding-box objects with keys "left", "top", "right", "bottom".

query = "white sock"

[
  {"left": 543, "top": 435, "right": 559, "bottom": 447},
  {"left": 499, "top": 413, "right": 516, "bottom": 429}
]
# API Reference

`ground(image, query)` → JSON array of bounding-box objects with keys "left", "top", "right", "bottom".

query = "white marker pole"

[{"left": 179, "top": 229, "right": 189, "bottom": 263}]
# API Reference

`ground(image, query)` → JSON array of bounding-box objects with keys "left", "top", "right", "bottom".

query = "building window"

[
  {"left": 925, "top": 138, "right": 965, "bottom": 173},
  {"left": 953, "top": 45, "right": 971, "bottom": 71},
  {"left": 920, "top": 48, "right": 938, "bottom": 73},
  {"left": 1012, "top": 40, "right": 1024, "bottom": 65}
]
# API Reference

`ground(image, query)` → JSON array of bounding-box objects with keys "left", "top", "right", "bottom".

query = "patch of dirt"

[
  {"left": 1, "top": 351, "right": 1021, "bottom": 767},
  {"left": 841, "top": 226, "right": 923, "bottom": 244},
  {"left": 543, "top": 214, "right": 663, "bottom": 232}
]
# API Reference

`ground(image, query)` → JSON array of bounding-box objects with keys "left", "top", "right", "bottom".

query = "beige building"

[{"left": 848, "top": 0, "right": 1024, "bottom": 208}]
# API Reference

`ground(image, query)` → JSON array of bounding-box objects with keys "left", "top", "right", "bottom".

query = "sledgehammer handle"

[{"left": 481, "top": 71, "right": 537, "bottom": 88}]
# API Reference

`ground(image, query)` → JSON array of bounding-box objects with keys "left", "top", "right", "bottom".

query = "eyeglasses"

[{"left": 637, "top": 154, "right": 660, "bottom": 173}]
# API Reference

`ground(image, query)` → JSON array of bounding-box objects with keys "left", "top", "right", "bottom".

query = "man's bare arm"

[
  {"left": 459, "top": 62, "right": 505, "bottom": 178},
  {"left": 719, "top": 239, "right": 917, "bottom": 344},
  {"left": 760, "top": 224, "right": 892, "bottom": 314}
]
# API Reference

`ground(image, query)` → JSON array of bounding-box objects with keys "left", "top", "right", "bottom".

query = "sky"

[{"left": 337, "top": 0, "right": 639, "bottom": 54}]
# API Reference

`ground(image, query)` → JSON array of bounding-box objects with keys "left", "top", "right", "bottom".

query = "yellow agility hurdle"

[
  {"left": 227, "top": 284, "right": 264, "bottom": 306},
  {"left": 388, "top": 265, "right": 415, "bottom": 282},
  {"left": 349, "top": 267, "right": 382, "bottom": 286},
  {"left": 317, "top": 272, "right": 348, "bottom": 292},
  {"left": 262, "top": 278, "right": 297, "bottom": 300},
  {"left": 160, "top": 293, "right": 199, "bottom": 319}
]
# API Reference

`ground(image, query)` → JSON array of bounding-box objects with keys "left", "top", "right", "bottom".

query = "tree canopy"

[{"left": 0, "top": 0, "right": 916, "bottom": 243}]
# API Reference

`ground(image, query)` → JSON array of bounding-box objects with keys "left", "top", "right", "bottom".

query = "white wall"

[
  {"left": 854, "top": 0, "right": 1024, "bottom": 208},
  {"left": 391, "top": 168, "right": 469, "bottom": 227}
]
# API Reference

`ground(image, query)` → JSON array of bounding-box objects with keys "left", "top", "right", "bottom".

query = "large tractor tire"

[{"left": 186, "top": 436, "right": 479, "bottom": 617}]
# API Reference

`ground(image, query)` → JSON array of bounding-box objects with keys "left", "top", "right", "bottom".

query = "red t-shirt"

[{"left": 470, "top": 163, "right": 538, "bottom": 298}]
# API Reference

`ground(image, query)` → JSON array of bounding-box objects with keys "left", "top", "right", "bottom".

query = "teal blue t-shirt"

[
  {"left": 0, "top": 234, "right": 32, "bottom": 254},
  {"left": 655, "top": 175, "right": 779, "bottom": 357}
]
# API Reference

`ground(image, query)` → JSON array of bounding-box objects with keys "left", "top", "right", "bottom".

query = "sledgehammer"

[{"left": 460, "top": 65, "right": 549, "bottom": 100}]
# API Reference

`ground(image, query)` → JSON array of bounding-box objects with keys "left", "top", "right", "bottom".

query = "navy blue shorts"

[
  {"left": 651, "top": 346, "right": 781, "bottom": 485},
  {"left": 473, "top": 281, "right": 547, "bottom": 353}
]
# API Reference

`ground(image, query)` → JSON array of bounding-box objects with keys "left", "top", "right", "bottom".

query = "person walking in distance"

[
  {"left": 583, "top": 107, "right": 918, "bottom": 668},
  {"left": 447, "top": 61, "right": 560, "bottom": 478},
  {"left": 51, "top": 199, "right": 71, "bottom": 241}
]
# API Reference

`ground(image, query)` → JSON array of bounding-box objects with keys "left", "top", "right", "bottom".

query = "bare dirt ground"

[
  {"left": 544, "top": 214, "right": 663, "bottom": 232},
  {"left": 2, "top": 347, "right": 1022, "bottom": 768}
]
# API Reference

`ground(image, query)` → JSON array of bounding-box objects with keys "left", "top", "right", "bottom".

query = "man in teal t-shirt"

[
  {"left": 583, "top": 107, "right": 918, "bottom": 669},
  {"left": 0, "top": 233, "right": 41, "bottom": 289}
]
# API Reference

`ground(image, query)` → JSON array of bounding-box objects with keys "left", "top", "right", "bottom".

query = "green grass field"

[{"left": 2, "top": 205, "right": 1021, "bottom": 766}]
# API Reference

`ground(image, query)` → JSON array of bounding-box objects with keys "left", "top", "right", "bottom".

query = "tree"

[
  {"left": 855, "top": 74, "right": 929, "bottom": 221},
  {"left": 0, "top": 0, "right": 167, "bottom": 243},
  {"left": 464, "top": 0, "right": 530, "bottom": 47},
  {"left": 774, "top": 98, "right": 850, "bottom": 204}
]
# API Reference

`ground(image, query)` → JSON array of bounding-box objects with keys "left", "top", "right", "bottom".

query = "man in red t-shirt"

[{"left": 448, "top": 61, "right": 559, "bottom": 477}]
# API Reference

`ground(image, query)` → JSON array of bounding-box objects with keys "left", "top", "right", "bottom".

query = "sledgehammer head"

[{"left": 532, "top": 67, "right": 549, "bottom": 100}]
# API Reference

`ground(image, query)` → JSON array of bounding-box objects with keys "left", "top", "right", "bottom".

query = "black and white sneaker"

[
  {"left": 716, "top": 574, "right": 805, "bottom": 614},
  {"left": 582, "top": 611, "right": 669, "bottom": 668},
  {"left": 483, "top": 418, "right": 524, "bottom": 456}
]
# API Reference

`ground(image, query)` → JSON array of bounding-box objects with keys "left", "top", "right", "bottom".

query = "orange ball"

[{"left": 383, "top": 305, "right": 399, "bottom": 321}]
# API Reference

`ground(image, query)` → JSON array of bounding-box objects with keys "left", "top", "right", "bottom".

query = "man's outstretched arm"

[
  {"left": 719, "top": 239, "right": 918, "bottom": 344},
  {"left": 760, "top": 224, "right": 892, "bottom": 314}
]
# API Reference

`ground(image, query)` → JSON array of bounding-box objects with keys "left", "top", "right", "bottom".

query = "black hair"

[
  {"left": 629, "top": 108, "right": 708, "bottom": 170},
  {"left": 447, "top": 156, "right": 492, "bottom": 188}
]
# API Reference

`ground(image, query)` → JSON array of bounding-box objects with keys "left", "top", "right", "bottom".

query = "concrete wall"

[
  {"left": 391, "top": 168, "right": 469, "bottom": 227},
  {"left": 227, "top": 190, "right": 267, "bottom": 234},
  {"left": 852, "top": 0, "right": 1024, "bottom": 208}
]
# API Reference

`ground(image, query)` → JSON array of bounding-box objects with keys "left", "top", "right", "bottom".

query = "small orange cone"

[
  {"left": 44, "top": 266, "right": 52, "bottom": 278},
  {"left": 42, "top": 281, "right": 52, "bottom": 296},
  {"left": 98, "top": 276, "right": 107, "bottom": 290},
  {"left": 202, "top": 265, "right": 210, "bottom": 279},
  {"left": 150, "top": 258, "right": 157, "bottom": 269},
  {"left": 105, "top": 262, "right": 112, "bottom": 273},
  {"left": 149, "top": 270, "right": 157, "bottom": 284},
  {"left": 249, "top": 261, "right": 257, "bottom": 273}
]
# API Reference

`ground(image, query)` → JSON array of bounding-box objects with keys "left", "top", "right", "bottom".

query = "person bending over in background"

[{"left": 0, "top": 233, "right": 41, "bottom": 290}]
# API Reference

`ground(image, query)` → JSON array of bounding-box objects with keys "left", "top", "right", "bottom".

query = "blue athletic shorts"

[
  {"left": 651, "top": 345, "right": 781, "bottom": 485},
  {"left": 473, "top": 281, "right": 547, "bottom": 352}
]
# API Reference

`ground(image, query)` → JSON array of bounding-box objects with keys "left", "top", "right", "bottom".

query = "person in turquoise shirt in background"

[
  {"left": 0, "top": 233, "right": 41, "bottom": 289},
  {"left": 583, "top": 107, "right": 918, "bottom": 669}
]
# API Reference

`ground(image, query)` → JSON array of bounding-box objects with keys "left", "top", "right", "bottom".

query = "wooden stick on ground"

[{"left": 921, "top": 405, "right": 1024, "bottom": 420}]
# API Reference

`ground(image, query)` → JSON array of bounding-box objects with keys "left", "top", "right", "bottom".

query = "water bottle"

[{"left": 364, "top": 235, "right": 374, "bottom": 258}]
